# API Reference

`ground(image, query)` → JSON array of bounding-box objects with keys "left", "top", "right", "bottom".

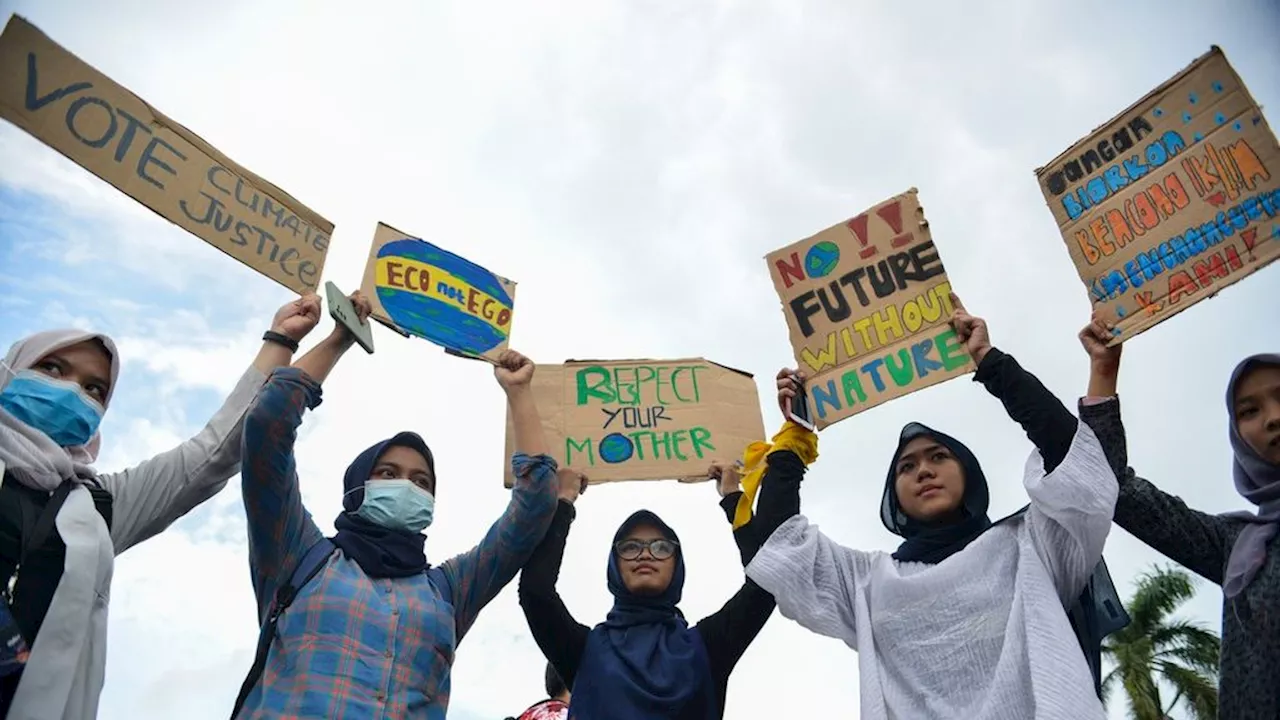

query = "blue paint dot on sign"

[
  {"left": 1193, "top": 132, "right": 1204, "bottom": 142},
  {"left": 1254, "top": 116, "right": 1262, "bottom": 126},
  {"left": 599, "top": 433, "right": 634, "bottom": 464},
  {"left": 1189, "top": 92, "right": 1199, "bottom": 104},
  {"left": 1182, "top": 111, "right": 1193, "bottom": 124},
  {"left": 1212, "top": 81, "right": 1224, "bottom": 93},
  {"left": 1152, "top": 107, "right": 1164, "bottom": 118},
  {"left": 1234, "top": 121, "right": 1243, "bottom": 131},
  {"left": 1215, "top": 112, "right": 1226, "bottom": 125},
  {"left": 1116, "top": 306, "right": 1127, "bottom": 318}
]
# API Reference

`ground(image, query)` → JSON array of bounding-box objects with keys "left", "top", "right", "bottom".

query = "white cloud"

[{"left": 1, "top": 0, "right": 1278, "bottom": 719}]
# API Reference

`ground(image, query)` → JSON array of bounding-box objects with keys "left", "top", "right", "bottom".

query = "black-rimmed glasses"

[{"left": 614, "top": 538, "right": 680, "bottom": 561}]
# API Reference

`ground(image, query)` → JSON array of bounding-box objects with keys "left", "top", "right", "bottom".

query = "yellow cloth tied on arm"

[{"left": 732, "top": 421, "right": 818, "bottom": 529}]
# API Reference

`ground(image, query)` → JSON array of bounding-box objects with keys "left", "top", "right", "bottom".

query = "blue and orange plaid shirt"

[{"left": 236, "top": 368, "right": 558, "bottom": 719}]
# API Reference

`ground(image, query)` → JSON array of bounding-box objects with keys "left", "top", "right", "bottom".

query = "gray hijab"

[{"left": 1221, "top": 353, "right": 1280, "bottom": 598}]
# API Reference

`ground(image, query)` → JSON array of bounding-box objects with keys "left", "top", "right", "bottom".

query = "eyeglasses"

[{"left": 614, "top": 538, "right": 680, "bottom": 561}]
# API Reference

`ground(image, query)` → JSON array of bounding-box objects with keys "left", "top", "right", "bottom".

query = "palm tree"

[{"left": 1102, "top": 564, "right": 1220, "bottom": 719}]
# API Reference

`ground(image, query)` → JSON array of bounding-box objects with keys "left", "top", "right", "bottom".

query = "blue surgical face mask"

[
  {"left": 0, "top": 369, "right": 104, "bottom": 448},
  {"left": 355, "top": 479, "right": 435, "bottom": 533}
]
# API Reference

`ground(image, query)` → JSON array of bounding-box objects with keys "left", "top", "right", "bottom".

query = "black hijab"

[
  {"left": 879, "top": 421, "right": 1129, "bottom": 697},
  {"left": 331, "top": 431, "right": 435, "bottom": 578},
  {"left": 881, "top": 422, "right": 993, "bottom": 563}
]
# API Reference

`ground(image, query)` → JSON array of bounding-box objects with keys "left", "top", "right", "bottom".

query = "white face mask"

[{"left": 354, "top": 479, "right": 435, "bottom": 533}]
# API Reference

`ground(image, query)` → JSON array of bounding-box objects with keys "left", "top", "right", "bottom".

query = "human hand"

[
  {"left": 948, "top": 293, "right": 991, "bottom": 364},
  {"left": 1079, "top": 313, "right": 1122, "bottom": 397},
  {"left": 271, "top": 294, "right": 323, "bottom": 343},
  {"left": 776, "top": 368, "right": 804, "bottom": 419},
  {"left": 556, "top": 468, "right": 588, "bottom": 504},
  {"left": 707, "top": 460, "right": 742, "bottom": 498},
  {"left": 1078, "top": 313, "right": 1122, "bottom": 377},
  {"left": 330, "top": 290, "right": 373, "bottom": 344},
  {"left": 495, "top": 349, "right": 535, "bottom": 391}
]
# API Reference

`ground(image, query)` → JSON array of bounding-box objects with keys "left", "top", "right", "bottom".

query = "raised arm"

[
  {"left": 238, "top": 293, "right": 367, "bottom": 618},
  {"left": 1077, "top": 318, "right": 1234, "bottom": 584},
  {"left": 100, "top": 295, "right": 323, "bottom": 554},
  {"left": 950, "top": 294, "right": 1078, "bottom": 470},
  {"left": 438, "top": 351, "right": 559, "bottom": 643},
  {"left": 518, "top": 470, "right": 591, "bottom": 690}
]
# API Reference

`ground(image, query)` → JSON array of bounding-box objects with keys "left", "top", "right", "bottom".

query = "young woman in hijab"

[
  {"left": 517, "top": 450, "right": 802, "bottom": 720},
  {"left": 233, "top": 298, "right": 559, "bottom": 719},
  {"left": 1078, "top": 317, "right": 1279, "bottom": 719},
  {"left": 744, "top": 296, "right": 1120, "bottom": 720},
  {"left": 0, "top": 295, "right": 323, "bottom": 720}
]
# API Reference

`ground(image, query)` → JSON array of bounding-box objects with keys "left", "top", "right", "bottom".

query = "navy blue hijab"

[
  {"left": 569, "top": 510, "right": 716, "bottom": 720},
  {"left": 331, "top": 432, "right": 434, "bottom": 578}
]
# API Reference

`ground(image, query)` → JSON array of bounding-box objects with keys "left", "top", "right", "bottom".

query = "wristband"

[{"left": 262, "top": 330, "right": 299, "bottom": 353}]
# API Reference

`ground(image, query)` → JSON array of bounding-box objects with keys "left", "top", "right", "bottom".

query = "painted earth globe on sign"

[
  {"left": 599, "top": 433, "right": 635, "bottom": 464},
  {"left": 376, "top": 238, "right": 514, "bottom": 356},
  {"left": 805, "top": 240, "right": 840, "bottom": 278}
]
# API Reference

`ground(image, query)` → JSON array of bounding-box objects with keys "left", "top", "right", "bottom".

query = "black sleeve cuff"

[{"left": 720, "top": 492, "right": 743, "bottom": 524}]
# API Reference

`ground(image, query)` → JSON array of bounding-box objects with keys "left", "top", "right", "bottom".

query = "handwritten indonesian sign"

[{"left": 1035, "top": 46, "right": 1279, "bottom": 343}]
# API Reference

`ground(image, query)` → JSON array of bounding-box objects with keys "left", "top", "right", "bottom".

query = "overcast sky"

[{"left": 0, "top": 1, "right": 1277, "bottom": 718}]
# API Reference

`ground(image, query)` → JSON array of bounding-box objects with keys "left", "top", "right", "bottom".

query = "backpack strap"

[
  {"left": 3, "top": 479, "right": 74, "bottom": 600},
  {"left": 230, "top": 538, "right": 336, "bottom": 718}
]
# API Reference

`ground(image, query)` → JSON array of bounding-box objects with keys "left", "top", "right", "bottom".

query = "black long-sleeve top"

[{"left": 517, "top": 487, "right": 792, "bottom": 720}]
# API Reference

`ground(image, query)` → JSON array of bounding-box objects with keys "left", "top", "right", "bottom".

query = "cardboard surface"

[
  {"left": 503, "top": 358, "right": 765, "bottom": 486},
  {"left": 1036, "top": 47, "right": 1280, "bottom": 344},
  {"left": 764, "top": 188, "right": 975, "bottom": 430},
  {"left": 0, "top": 15, "right": 332, "bottom": 294},
  {"left": 359, "top": 222, "right": 517, "bottom": 362}
]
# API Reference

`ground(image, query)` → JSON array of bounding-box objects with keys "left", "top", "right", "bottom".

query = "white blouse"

[{"left": 746, "top": 422, "right": 1117, "bottom": 719}]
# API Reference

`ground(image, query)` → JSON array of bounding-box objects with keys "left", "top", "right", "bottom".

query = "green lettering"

[
  {"left": 841, "top": 368, "right": 867, "bottom": 405},
  {"left": 616, "top": 367, "right": 640, "bottom": 405},
  {"left": 935, "top": 328, "right": 970, "bottom": 371},
  {"left": 885, "top": 349, "right": 914, "bottom": 387},
  {"left": 566, "top": 436, "right": 594, "bottom": 466},
  {"left": 670, "top": 365, "right": 706, "bottom": 403},
  {"left": 671, "top": 429, "right": 690, "bottom": 461},
  {"left": 575, "top": 366, "right": 614, "bottom": 405},
  {"left": 628, "top": 431, "right": 651, "bottom": 460},
  {"left": 689, "top": 427, "right": 716, "bottom": 458}
]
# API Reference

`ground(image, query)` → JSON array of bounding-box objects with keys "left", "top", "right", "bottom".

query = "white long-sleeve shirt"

[{"left": 746, "top": 422, "right": 1117, "bottom": 720}]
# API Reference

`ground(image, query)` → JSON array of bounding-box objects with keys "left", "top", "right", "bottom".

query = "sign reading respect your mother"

[
  {"left": 765, "top": 189, "right": 975, "bottom": 430},
  {"left": 0, "top": 15, "right": 333, "bottom": 294},
  {"left": 503, "top": 358, "right": 765, "bottom": 486}
]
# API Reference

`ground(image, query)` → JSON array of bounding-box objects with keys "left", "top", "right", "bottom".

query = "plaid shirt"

[{"left": 236, "top": 368, "right": 558, "bottom": 719}]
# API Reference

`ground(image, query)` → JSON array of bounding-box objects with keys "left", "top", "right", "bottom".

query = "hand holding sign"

[
  {"left": 948, "top": 294, "right": 991, "bottom": 365},
  {"left": 494, "top": 349, "right": 536, "bottom": 392},
  {"left": 707, "top": 460, "right": 742, "bottom": 498},
  {"left": 556, "top": 468, "right": 589, "bottom": 504},
  {"left": 271, "top": 294, "right": 323, "bottom": 343}
]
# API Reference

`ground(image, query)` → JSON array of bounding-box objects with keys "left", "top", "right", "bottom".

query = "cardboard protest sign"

[
  {"left": 765, "top": 189, "right": 975, "bottom": 430},
  {"left": 1036, "top": 47, "right": 1279, "bottom": 344},
  {"left": 0, "top": 15, "right": 332, "bottom": 294},
  {"left": 502, "top": 358, "right": 765, "bottom": 487},
  {"left": 360, "top": 222, "right": 517, "bottom": 362}
]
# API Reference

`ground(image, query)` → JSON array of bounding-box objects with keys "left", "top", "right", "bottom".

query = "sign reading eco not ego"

[
  {"left": 503, "top": 358, "right": 765, "bottom": 486},
  {"left": 359, "top": 222, "right": 517, "bottom": 362}
]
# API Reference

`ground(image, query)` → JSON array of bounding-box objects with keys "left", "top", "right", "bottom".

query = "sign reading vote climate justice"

[
  {"left": 360, "top": 222, "right": 517, "bottom": 362},
  {"left": 1036, "top": 47, "right": 1280, "bottom": 344},
  {"left": 0, "top": 15, "right": 332, "bottom": 294},
  {"left": 765, "top": 189, "right": 975, "bottom": 430},
  {"left": 503, "top": 358, "right": 765, "bottom": 486}
]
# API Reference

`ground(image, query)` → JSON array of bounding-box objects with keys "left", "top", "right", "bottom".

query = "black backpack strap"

[
  {"left": 230, "top": 538, "right": 336, "bottom": 718},
  {"left": 4, "top": 480, "right": 74, "bottom": 599}
]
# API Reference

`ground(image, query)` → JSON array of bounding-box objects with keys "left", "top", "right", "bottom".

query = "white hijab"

[{"left": 1, "top": 329, "right": 119, "bottom": 719}]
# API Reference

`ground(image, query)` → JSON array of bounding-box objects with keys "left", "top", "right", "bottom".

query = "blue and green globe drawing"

[
  {"left": 376, "top": 238, "right": 513, "bottom": 356},
  {"left": 599, "top": 433, "right": 634, "bottom": 464},
  {"left": 804, "top": 240, "right": 841, "bottom": 278}
]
